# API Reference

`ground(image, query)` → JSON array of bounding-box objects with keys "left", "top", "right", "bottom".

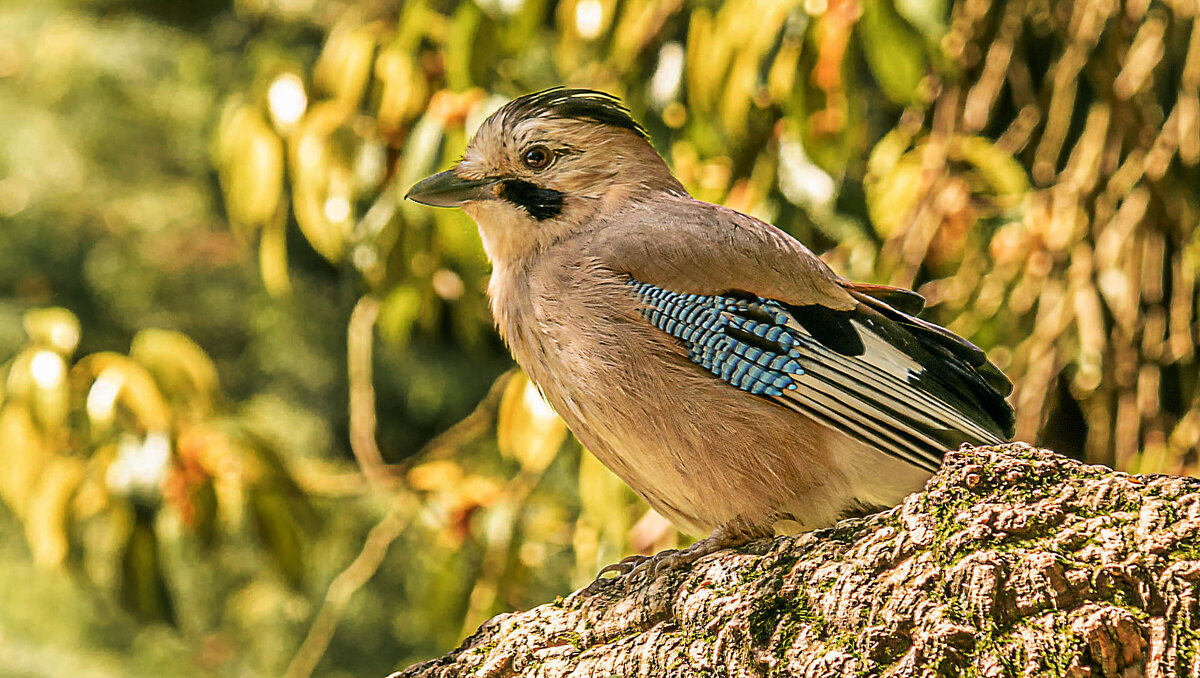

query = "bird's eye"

[{"left": 522, "top": 145, "right": 553, "bottom": 170}]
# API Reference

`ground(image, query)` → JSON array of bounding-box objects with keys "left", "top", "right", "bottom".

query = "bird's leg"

[{"left": 591, "top": 517, "right": 768, "bottom": 592}]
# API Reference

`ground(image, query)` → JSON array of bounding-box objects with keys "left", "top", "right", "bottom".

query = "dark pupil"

[{"left": 525, "top": 148, "right": 548, "bottom": 168}]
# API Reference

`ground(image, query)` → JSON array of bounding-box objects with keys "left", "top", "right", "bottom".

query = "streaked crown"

[{"left": 492, "top": 88, "right": 649, "bottom": 139}]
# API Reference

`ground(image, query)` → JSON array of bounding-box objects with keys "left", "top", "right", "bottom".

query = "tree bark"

[{"left": 392, "top": 444, "right": 1200, "bottom": 677}]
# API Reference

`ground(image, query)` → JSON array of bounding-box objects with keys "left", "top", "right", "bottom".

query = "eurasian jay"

[{"left": 407, "top": 88, "right": 1014, "bottom": 578}]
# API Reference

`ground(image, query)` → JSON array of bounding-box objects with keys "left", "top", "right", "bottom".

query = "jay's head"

[{"left": 406, "top": 88, "right": 683, "bottom": 262}]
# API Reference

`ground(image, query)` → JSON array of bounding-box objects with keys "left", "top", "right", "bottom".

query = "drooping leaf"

[
  {"left": 865, "top": 145, "right": 925, "bottom": 237},
  {"left": 955, "top": 135, "right": 1031, "bottom": 198},
  {"left": 0, "top": 404, "right": 48, "bottom": 518},
  {"left": 22, "top": 307, "right": 81, "bottom": 356},
  {"left": 10, "top": 348, "right": 71, "bottom": 432},
  {"left": 249, "top": 485, "right": 306, "bottom": 588},
  {"left": 25, "top": 455, "right": 86, "bottom": 567},
  {"left": 119, "top": 508, "right": 177, "bottom": 625},
  {"left": 76, "top": 353, "right": 172, "bottom": 432},
  {"left": 858, "top": 0, "right": 928, "bottom": 105},
  {"left": 378, "top": 284, "right": 424, "bottom": 349},
  {"left": 130, "top": 329, "right": 220, "bottom": 419},
  {"left": 376, "top": 42, "right": 431, "bottom": 138},
  {"left": 894, "top": 0, "right": 948, "bottom": 41},
  {"left": 290, "top": 101, "right": 357, "bottom": 265},
  {"left": 314, "top": 20, "right": 381, "bottom": 111},
  {"left": 496, "top": 372, "right": 569, "bottom": 474},
  {"left": 215, "top": 103, "right": 285, "bottom": 237}
]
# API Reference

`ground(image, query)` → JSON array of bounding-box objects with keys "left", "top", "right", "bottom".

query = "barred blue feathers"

[{"left": 628, "top": 281, "right": 804, "bottom": 397}]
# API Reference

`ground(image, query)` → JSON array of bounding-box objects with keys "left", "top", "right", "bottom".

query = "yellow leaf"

[
  {"left": 25, "top": 455, "right": 86, "bottom": 568},
  {"left": 31, "top": 352, "right": 70, "bottom": 432},
  {"left": 74, "top": 444, "right": 116, "bottom": 519},
  {"left": 130, "top": 329, "right": 220, "bottom": 418},
  {"left": 290, "top": 102, "right": 356, "bottom": 264},
  {"left": 266, "top": 73, "right": 308, "bottom": 132},
  {"left": 685, "top": 9, "right": 717, "bottom": 112},
  {"left": 578, "top": 448, "right": 631, "bottom": 536},
  {"left": 866, "top": 127, "right": 916, "bottom": 180},
  {"left": 375, "top": 45, "right": 428, "bottom": 137},
  {"left": 22, "top": 307, "right": 80, "bottom": 355},
  {"left": 768, "top": 37, "right": 803, "bottom": 104},
  {"left": 77, "top": 353, "right": 172, "bottom": 431},
  {"left": 259, "top": 204, "right": 291, "bottom": 296},
  {"left": 865, "top": 147, "right": 924, "bottom": 237},
  {"left": 314, "top": 21, "right": 381, "bottom": 111},
  {"left": 955, "top": 135, "right": 1030, "bottom": 197},
  {"left": 574, "top": 449, "right": 635, "bottom": 583},
  {"left": 407, "top": 459, "right": 462, "bottom": 491},
  {"left": 496, "top": 373, "right": 568, "bottom": 473},
  {"left": 0, "top": 404, "right": 48, "bottom": 518},
  {"left": 610, "top": 0, "right": 677, "bottom": 72},
  {"left": 221, "top": 105, "right": 285, "bottom": 231},
  {"left": 6, "top": 349, "right": 70, "bottom": 431}
]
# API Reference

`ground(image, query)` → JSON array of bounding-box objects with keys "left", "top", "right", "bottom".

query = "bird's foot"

[
  {"left": 595, "top": 553, "right": 652, "bottom": 578},
  {"left": 581, "top": 554, "right": 650, "bottom": 595},
  {"left": 618, "top": 542, "right": 709, "bottom": 589},
  {"left": 590, "top": 520, "right": 761, "bottom": 592}
]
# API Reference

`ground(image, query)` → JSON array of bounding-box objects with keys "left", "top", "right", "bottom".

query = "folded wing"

[{"left": 627, "top": 279, "right": 1014, "bottom": 474}]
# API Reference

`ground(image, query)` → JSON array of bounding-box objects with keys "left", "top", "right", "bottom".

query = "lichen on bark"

[{"left": 392, "top": 444, "right": 1200, "bottom": 677}]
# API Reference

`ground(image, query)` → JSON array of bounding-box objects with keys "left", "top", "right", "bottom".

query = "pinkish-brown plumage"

[{"left": 407, "top": 88, "right": 1014, "bottom": 567}]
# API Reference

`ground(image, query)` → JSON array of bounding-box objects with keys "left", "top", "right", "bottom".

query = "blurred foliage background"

[{"left": 1, "top": 0, "right": 1197, "bottom": 674}]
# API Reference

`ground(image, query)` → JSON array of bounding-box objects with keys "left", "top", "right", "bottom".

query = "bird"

[{"left": 406, "top": 88, "right": 1014, "bottom": 580}]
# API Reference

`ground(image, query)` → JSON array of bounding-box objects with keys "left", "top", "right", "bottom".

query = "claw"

[
  {"left": 584, "top": 554, "right": 651, "bottom": 594},
  {"left": 588, "top": 518, "right": 767, "bottom": 594},
  {"left": 619, "top": 549, "right": 681, "bottom": 592},
  {"left": 596, "top": 554, "right": 650, "bottom": 577}
]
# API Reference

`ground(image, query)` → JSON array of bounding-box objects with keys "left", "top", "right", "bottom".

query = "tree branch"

[
  {"left": 287, "top": 505, "right": 412, "bottom": 678},
  {"left": 348, "top": 294, "right": 390, "bottom": 490},
  {"left": 391, "top": 444, "right": 1200, "bottom": 677}
]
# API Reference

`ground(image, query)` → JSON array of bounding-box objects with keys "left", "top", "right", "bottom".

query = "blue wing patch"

[{"left": 628, "top": 280, "right": 804, "bottom": 396}]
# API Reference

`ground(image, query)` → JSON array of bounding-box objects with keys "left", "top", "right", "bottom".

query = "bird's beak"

[{"left": 405, "top": 169, "right": 496, "bottom": 207}]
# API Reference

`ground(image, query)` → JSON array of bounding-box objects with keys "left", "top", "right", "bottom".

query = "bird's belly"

[{"left": 526, "top": 322, "right": 928, "bottom": 535}]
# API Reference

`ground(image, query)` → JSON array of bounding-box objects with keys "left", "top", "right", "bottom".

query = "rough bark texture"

[{"left": 393, "top": 444, "right": 1200, "bottom": 677}]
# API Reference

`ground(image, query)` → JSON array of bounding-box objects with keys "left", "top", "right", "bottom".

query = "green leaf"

[
  {"left": 378, "top": 285, "right": 424, "bottom": 349},
  {"left": 120, "top": 509, "right": 177, "bottom": 625},
  {"left": 865, "top": 148, "right": 924, "bottom": 237},
  {"left": 956, "top": 135, "right": 1030, "bottom": 196},
  {"left": 130, "top": 329, "right": 220, "bottom": 418},
  {"left": 894, "top": 0, "right": 948, "bottom": 41},
  {"left": 858, "top": 0, "right": 928, "bottom": 105},
  {"left": 250, "top": 486, "right": 305, "bottom": 589},
  {"left": 190, "top": 474, "right": 219, "bottom": 548}
]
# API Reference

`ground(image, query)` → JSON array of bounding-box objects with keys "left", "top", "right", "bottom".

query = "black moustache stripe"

[{"left": 499, "top": 180, "right": 564, "bottom": 220}]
